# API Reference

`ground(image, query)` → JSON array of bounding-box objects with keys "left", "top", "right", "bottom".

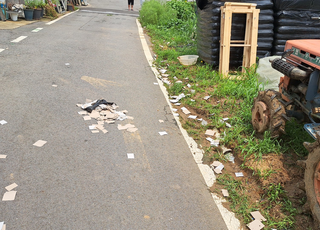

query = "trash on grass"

[
  {"left": 181, "top": 107, "right": 191, "bottom": 115},
  {"left": 188, "top": 115, "right": 197, "bottom": 119},
  {"left": 205, "top": 129, "right": 215, "bottom": 136},
  {"left": 211, "top": 161, "right": 221, "bottom": 167},
  {"left": 206, "top": 137, "right": 219, "bottom": 147},
  {"left": 221, "top": 189, "right": 229, "bottom": 197},
  {"left": 247, "top": 219, "right": 265, "bottom": 230},
  {"left": 203, "top": 96, "right": 211, "bottom": 100},
  {"left": 250, "top": 211, "right": 267, "bottom": 222},
  {"left": 235, "top": 172, "right": 244, "bottom": 177},
  {"left": 201, "top": 120, "right": 208, "bottom": 126},
  {"left": 225, "top": 153, "right": 235, "bottom": 163},
  {"left": 169, "top": 93, "right": 185, "bottom": 103}
]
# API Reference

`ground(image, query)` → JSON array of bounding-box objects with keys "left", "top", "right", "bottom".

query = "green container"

[{"left": 1, "top": 8, "right": 9, "bottom": 20}]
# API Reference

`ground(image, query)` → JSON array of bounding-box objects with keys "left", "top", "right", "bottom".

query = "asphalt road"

[{"left": 0, "top": 0, "right": 228, "bottom": 229}]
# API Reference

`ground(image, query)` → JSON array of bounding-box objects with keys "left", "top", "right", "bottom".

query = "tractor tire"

[
  {"left": 304, "top": 138, "right": 320, "bottom": 227},
  {"left": 251, "top": 90, "right": 286, "bottom": 138}
]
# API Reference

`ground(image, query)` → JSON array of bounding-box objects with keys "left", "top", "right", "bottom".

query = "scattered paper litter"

[
  {"left": 225, "top": 153, "right": 235, "bottom": 163},
  {"left": 201, "top": 120, "right": 208, "bottom": 126},
  {"left": 250, "top": 211, "right": 267, "bottom": 222},
  {"left": 173, "top": 113, "right": 179, "bottom": 117},
  {"left": 118, "top": 124, "right": 128, "bottom": 130},
  {"left": 159, "top": 69, "right": 167, "bottom": 74},
  {"left": 211, "top": 161, "right": 221, "bottom": 167},
  {"left": 176, "top": 80, "right": 183, "bottom": 84},
  {"left": 181, "top": 107, "right": 191, "bottom": 115},
  {"left": 223, "top": 118, "right": 229, "bottom": 121},
  {"left": 102, "top": 129, "right": 108, "bottom": 134},
  {"left": 0, "top": 155, "right": 7, "bottom": 159},
  {"left": 127, "top": 127, "right": 138, "bottom": 133},
  {"left": 2, "top": 223, "right": 5, "bottom": 230},
  {"left": 187, "top": 83, "right": 191, "bottom": 88},
  {"left": 235, "top": 172, "right": 244, "bottom": 177},
  {"left": 89, "top": 125, "right": 96, "bottom": 130},
  {"left": 172, "top": 108, "right": 178, "bottom": 112},
  {"left": 65, "top": 63, "right": 70, "bottom": 66},
  {"left": 205, "top": 129, "right": 215, "bottom": 136},
  {"left": 204, "top": 96, "right": 211, "bottom": 100},
  {"left": 126, "top": 116, "right": 134, "bottom": 120},
  {"left": 216, "top": 163, "right": 224, "bottom": 171},
  {"left": 214, "top": 168, "right": 222, "bottom": 174},
  {"left": 247, "top": 219, "right": 265, "bottom": 230},
  {"left": 95, "top": 124, "right": 104, "bottom": 131},
  {"left": 0, "top": 120, "right": 7, "bottom": 125},
  {"left": 188, "top": 115, "right": 197, "bottom": 119},
  {"left": 0, "top": 222, "right": 3, "bottom": 230},
  {"left": 159, "top": 131, "right": 168, "bottom": 136},
  {"left": 159, "top": 120, "right": 164, "bottom": 123},
  {"left": 2, "top": 191, "right": 17, "bottom": 201},
  {"left": 174, "top": 103, "right": 181, "bottom": 106},
  {"left": 52, "top": 84, "right": 58, "bottom": 87},
  {"left": 83, "top": 116, "right": 91, "bottom": 121},
  {"left": 33, "top": 140, "right": 47, "bottom": 147},
  {"left": 78, "top": 111, "right": 88, "bottom": 115},
  {"left": 76, "top": 104, "right": 82, "bottom": 107},
  {"left": 221, "top": 189, "right": 229, "bottom": 197},
  {"left": 206, "top": 137, "right": 219, "bottom": 147},
  {"left": 127, "top": 153, "right": 135, "bottom": 159},
  {"left": 162, "top": 74, "right": 169, "bottom": 77},
  {"left": 91, "top": 130, "right": 99, "bottom": 133},
  {"left": 197, "top": 118, "right": 203, "bottom": 121},
  {"left": 154, "top": 82, "right": 159, "bottom": 85},
  {"left": 226, "top": 123, "right": 232, "bottom": 128},
  {"left": 169, "top": 93, "right": 185, "bottom": 103},
  {"left": 190, "top": 90, "right": 195, "bottom": 94},
  {"left": 5, "top": 183, "right": 18, "bottom": 191}
]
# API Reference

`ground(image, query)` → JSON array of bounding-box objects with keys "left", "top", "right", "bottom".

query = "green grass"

[{"left": 139, "top": 0, "right": 314, "bottom": 228}]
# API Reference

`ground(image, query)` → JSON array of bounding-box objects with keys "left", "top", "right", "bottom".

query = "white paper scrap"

[
  {"left": 235, "top": 172, "right": 244, "bottom": 177},
  {"left": 83, "top": 116, "right": 91, "bottom": 121},
  {"left": 91, "top": 130, "right": 99, "bottom": 133},
  {"left": 52, "top": 84, "right": 58, "bottom": 87},
  {"left": 211, "top": 161, "right": 221, "bottom": 167},
  {"left": 89, "top": 125, "right": 96, "bottom": 130},
  {"left": 33, "top": 140, "right": 47, "bottom": 147},
  {"left": 223, "top": 118, "right": 229, "bottom": 121},
  {"left": 127, "top": 127, "right": 138, "bottom": 133},
  {"left": 216, "top": 163, "right": 224, "bottom": 171},
  {"left": 173, "top": 113, "right": 179, "bottom": 117},
  {"left": 2, "top": 223, "right": 6, "bottom": 230},
  {"left": 102, "top": 129, "right": 108, "bottom": 134},
  {"left": 172, "top": 108, "right": 178, "bottom": 112},
  {"left": 0, "top": 155, "right": 7, "bottom": 159},
  {"left": 181, "top": 107, "right": 191, "bottom": 115},
  {"left": 187, "top": 84, "right": 191, "bottom": 88},
  {"left": 118, "top": 124, "right": 128, "bottom": 130},
  {"left": 5, "top": 183, "right": 18, "bottom": 191},
  {"left": 127, "top": 153, "right": 135, "bottom": 159},
  {"left": 159, "top": 120, "right": 164, "bottom": 123},
  {"left": 65, "top": 63, "right": 70, "bottom": 66},
  {"left": 221, "top": 189, "right": 229, "bottom": 197},
  {"left": 154, "top": 82, "right": 159, "bottom": 85},
  {"left": 205, "top": 130, "right": 215, "bottom": 136},
  {"left": 159, "top": 131, "right": 168, "bottom": 136},
  {"left": 174, "top": 103, "right": 181, "bottom": 106},
  {"left": 0, "top": 120, "right": 7, "bottom": 125},
  {"left": 247, "top": 219, "right": 265, "bottom": 230},
  {"left": 250, "top": 211, "right": 267, "bottom": 222},
  {"left": 78, "top": 111, "right": 87, "bottom": 115},
  {"left": 176, "top": 80, "right": 183, "bottom": 84},
  {"left": 190, "top": 99, "right": 195, "bottom": 102},
  {"left": 204, "top": 96, "right": 211, "bottom": 100},
  {"left": 159, "top": 69, "right": 167, "bottom": 74},
  {"left": 226, "top": 122, "right": 232, "bottom": 128},
  {"left": 0, "top": 222, "right": 3, "bottom": 230},
  {"left": 2, "top": 191, "right": 17, "bottom": 201},
  {"left": 188, "top": 115, "right": 197, "bottom": 119}
]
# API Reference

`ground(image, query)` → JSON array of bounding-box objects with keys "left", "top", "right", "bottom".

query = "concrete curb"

[{"left": 135, "top": 18, "right": 241, "bottom": 230}]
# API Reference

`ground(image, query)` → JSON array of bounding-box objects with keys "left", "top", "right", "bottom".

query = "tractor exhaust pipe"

[{"left": 270, "top": 58, "right": 310, "bottom": 81}]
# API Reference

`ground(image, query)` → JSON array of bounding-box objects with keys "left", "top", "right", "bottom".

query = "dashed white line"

[
  {"left": 32, "top": 28, "right": 43, "bottom": 32},
  {"left": 11, "top": 36, "right": 27, "bottom": 43}
]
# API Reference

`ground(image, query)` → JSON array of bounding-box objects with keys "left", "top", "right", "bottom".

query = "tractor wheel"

[
  {"left": 251, "top": 90, "right": 286, "bottom": 138},
  {"left": 304, "top": 138, "right": 320, "bottom": 227}
]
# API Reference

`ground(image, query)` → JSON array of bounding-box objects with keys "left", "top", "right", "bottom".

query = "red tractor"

[{"left": 251, "top": 39, "right": 320, "bottom": 223}]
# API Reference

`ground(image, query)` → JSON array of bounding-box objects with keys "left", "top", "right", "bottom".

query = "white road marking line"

[
  {"left": 32, "top": 28, "right": 43, "bottom": 32},
  {"left": 0, "top": 49, "right": 4, "bottom": 53},
  {"left": 46, "top": 10, "right": 79, "bottom": 25},
  {"left": 136, "top": 18, "right": 241, "bottom": 230},
  {"left": 11, "top": 36, "right": 27, "bottom": 43}
]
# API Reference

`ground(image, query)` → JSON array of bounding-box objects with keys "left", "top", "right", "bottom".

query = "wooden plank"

[
  {"left": 230, "top": 44, "right": 251, "bottom": 47},
  {"left": 249, "top": 9, "right": 260, "bottom": 67}
]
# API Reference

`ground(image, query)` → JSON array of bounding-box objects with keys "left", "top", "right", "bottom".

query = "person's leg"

[{"left": 131, "top": 0, "right": 134, "bottom": 10}]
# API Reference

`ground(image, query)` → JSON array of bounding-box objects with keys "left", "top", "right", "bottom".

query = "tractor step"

[{"left": 304, "top": 123, "right": 320, "bottom": 139}]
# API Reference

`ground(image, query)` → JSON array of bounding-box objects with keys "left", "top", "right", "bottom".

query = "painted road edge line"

[
  {"left": 136, "top": 18, "right": 241, "bottom": 230},
  {"left": 46, "top": 9, "right": 79, "bottom": 25},
  {"left": 11, "top": 36, "right": 28, "bottom": 43}
]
